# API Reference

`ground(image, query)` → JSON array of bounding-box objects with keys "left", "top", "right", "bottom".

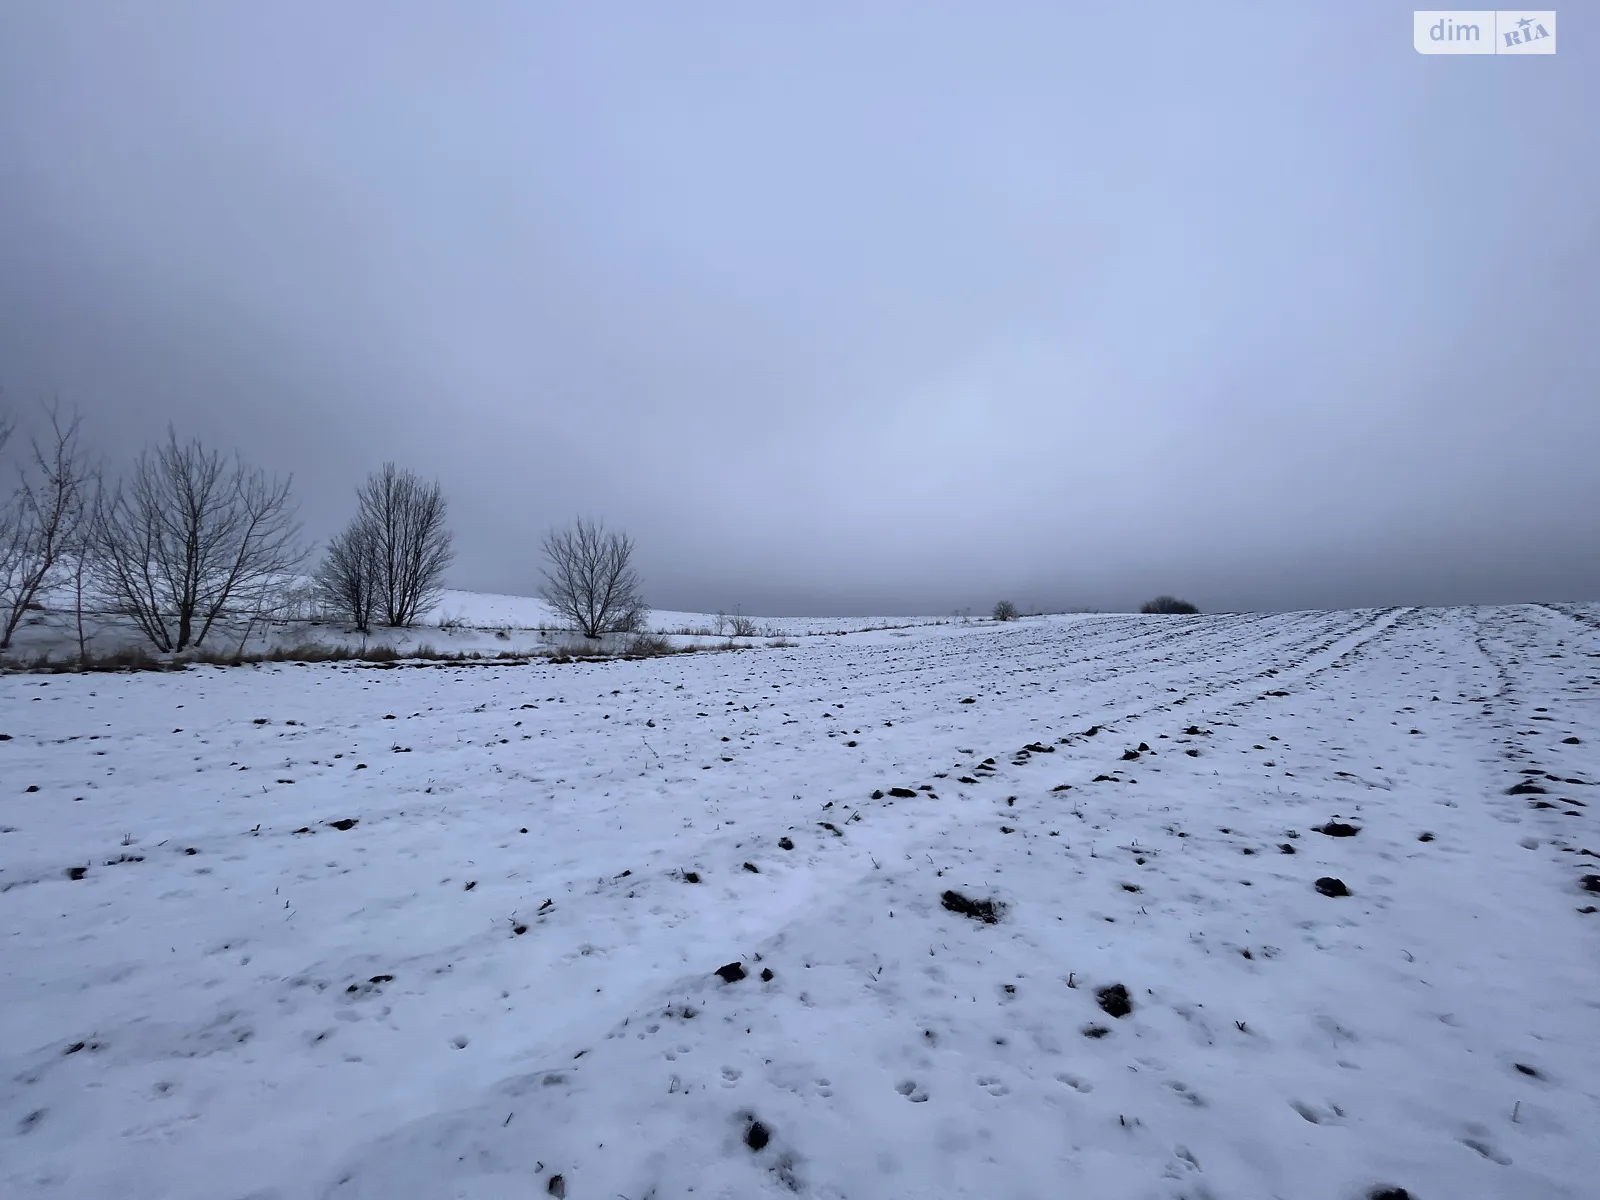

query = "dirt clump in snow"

[
  {"left": 940, "top": 890, "right": 1004, "bottom": 923},
  {"left": 1096, "top": 983, "right": 1133, "bottom": 1017}
]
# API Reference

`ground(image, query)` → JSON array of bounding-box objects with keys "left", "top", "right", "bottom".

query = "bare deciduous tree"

[
  {"left": 541, "top": 517, "right": 647, "bottom": 639},
  {"left": 314, "top": 518, "right": 382, "bottom": 633},
  {"left": 0, "top": 403, "right": 94, "bottom": 650},
  {"left": 93, "top": 428, "right": 304, "bottom": 653},
  {"left": 356, "top": 463, "right": 453, "bottom": 628},
  {"left": 71, "top": 474, "right": 105, "bottom": 665},
  {"left": 992, "top": 599, "right": 1019, "bottom": 622}
]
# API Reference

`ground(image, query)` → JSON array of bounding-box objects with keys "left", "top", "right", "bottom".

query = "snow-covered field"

[{"left": 3, "top": 603, "right": 1598, "bottom": 1200}]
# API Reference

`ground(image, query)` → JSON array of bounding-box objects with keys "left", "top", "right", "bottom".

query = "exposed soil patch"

[
  {"left": 940, "top": 890, "right": 1004, "bottom": 924},
  {"left": 1096, "top": 983, "right": 1133, "bottom": 1018}
]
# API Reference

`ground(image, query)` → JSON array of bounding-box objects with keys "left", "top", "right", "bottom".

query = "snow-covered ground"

[
  {"left": 1, "top": 588, "right": 957, "bottom": 664},
  {"left": 424, "top": 590, "right": 955, "bottom": 638},
  {"left": 3, "top": 603, "right": 1598, "bottom": 1199}
]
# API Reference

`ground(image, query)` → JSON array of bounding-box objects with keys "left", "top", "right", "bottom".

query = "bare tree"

[
  {"left": 314, "top": 518, "right": 382, "bottom": 632},
  {"left": 355, "top": 463, "right": 453, "bottom": 628},
  {"left": 992, "top": 599, "right": 1019, "bottom": 622},
  {"left": 71, "top": 474, "right": 105, "bottom": 665},
  {"left": 0, "top": 404, "right": 94, "bottom": 650},
  {"left": 93, "top": 428, "right": 304, "bottom": 653},
  {"left": 541, "top": 517, "right": 647, "bottom": 639}
]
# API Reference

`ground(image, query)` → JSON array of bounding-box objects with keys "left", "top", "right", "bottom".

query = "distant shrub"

[
  {"left": 190, "top": 646, "right": 247, "bottom": 666},
  {"left": 628, "top": 634, "right": 676, "bottom": 657},
  {"left": 264, "top": 642, "right": 356, "bottom": 663},
  {"left": 92, "top": 646, "right": 176, "bottom": 672},
  {"left": 728, "top": 613, "right": 759, "bottom": 638},
  {"left": 992, "top": 600, "right": 1019, "bottom": 622},
  {"left": 766, "top": 638, "right": 796, "bottom": 648},
  {"left": 1140, "top": 596, "right": 1199, "bottom": 615}
]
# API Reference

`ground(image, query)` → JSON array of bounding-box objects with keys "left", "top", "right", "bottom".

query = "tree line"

[{"left": 0, "top": 401, "right": 644, "bottom": 659}]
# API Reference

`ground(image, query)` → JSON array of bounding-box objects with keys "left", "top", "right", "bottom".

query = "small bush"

[
  {"left": 190, "top": 646, "right": 247, "bottom": 667},
  {"left": 95, "top": 647, "right": 176, "bottom": 672},
  {"left": 265, "top": 642, "right": 357, "bottom": 663},
  {"left": 992, "top": 600, "right": 1019, "bottom": 622},
  {"left": 628, "top": 634, "right": 676, "bottom": 657},
  {"left": 728, "top": 613, "right": 759, "bottom": 638},
  {"left": 1140, "top": 596, "right": 1199, "bottom": 615},
  {"left": 767, "top": 638, "right": 796, "bottom": 648}
]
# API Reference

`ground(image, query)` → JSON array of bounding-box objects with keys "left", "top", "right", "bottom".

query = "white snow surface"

[
  {"left": 2, "top": 586, "right": 960, "bottom": 664},
  {"left": 3, "top": 603, "right": 1599, "bottom": 1200}
]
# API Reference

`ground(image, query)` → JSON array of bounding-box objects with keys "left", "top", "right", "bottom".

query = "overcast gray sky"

[{"left": 1, "top": 3, "right": 1595, "bottom": 616}]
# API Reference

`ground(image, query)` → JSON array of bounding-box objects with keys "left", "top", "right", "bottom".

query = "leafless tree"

[
  {"left": 354, "top": 463, "right": 453, "bottom": 628},
  {"left": 93, "top": 428, "right": 304, "bottom": 653},
  {"left": 70, "top": 474, "right": 105, "bottom": 665},
  {"left": 0, "top": 403, "right": 94, "bottom": 650},
  {"left": 992, "top": 599, "right": 1019, "bottom": 622},
  {"left": 314, "top": 518, "right": 382, "bottom": 632},
  {"left": 541, "top": 517, "right": 647, "bottom": 639}
]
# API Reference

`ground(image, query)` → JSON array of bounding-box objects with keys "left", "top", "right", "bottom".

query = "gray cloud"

[{"left": 2, "top": 2, "right": 1595, "bottom": 615}]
